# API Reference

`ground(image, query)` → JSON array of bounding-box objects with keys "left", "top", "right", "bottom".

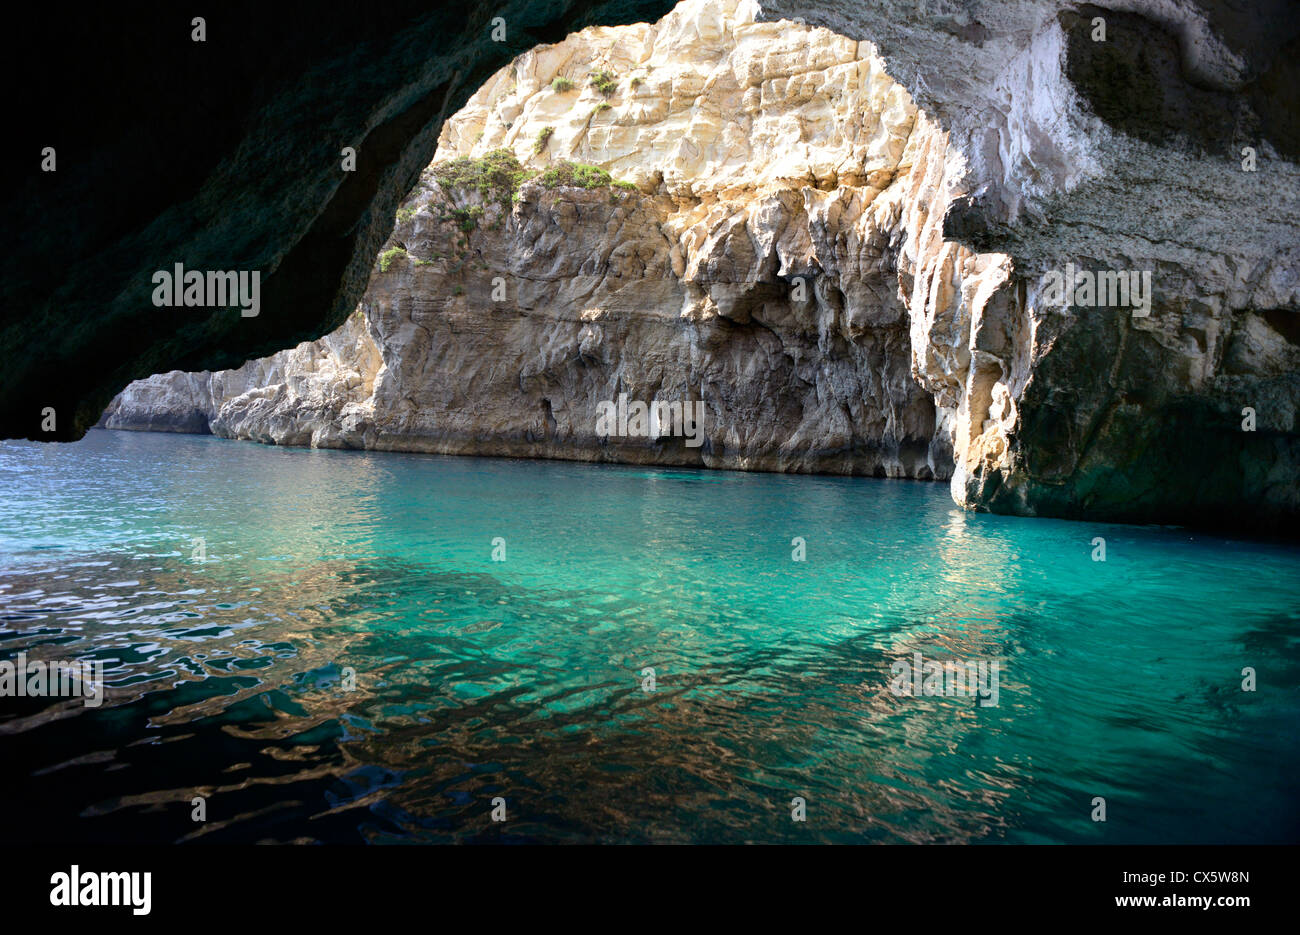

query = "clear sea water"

[{"left": 0, "top": 429, "right": 1296, "bottom": 844}]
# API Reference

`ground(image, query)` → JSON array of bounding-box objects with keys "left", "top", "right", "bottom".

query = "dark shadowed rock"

[{"left": 0, "top": 0, "right": 676, "bottom": 442}]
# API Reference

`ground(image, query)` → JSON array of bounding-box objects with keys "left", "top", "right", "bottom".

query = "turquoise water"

[{"left": 0, "top": 429, "right": 1296, "bottom": 843}]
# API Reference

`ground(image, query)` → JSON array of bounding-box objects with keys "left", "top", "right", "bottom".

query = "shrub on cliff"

[
  {"left": 433, "top": 149, "right": 534, "bottom": 209},
  {"left": 452, "top": 205, "right": 484, "bottom": 232},
  {"left": 539, "top": 161, "right": 611, "bottom": 189},
  {"left": 537, "top": 161, "right": 639, "bottom": 194},
  {"left": 378, "top": 246, "right": 407, "bottom": 272},
  {"left": 588, "top": 69, "right": 618, "bottom": 97}
]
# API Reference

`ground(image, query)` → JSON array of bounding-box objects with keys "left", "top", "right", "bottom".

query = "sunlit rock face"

[
  {"left": 103, "top": 0, "right": 1300, "bottom": 530},
  {"left": 759, "top": 0, "right": 1300, "bottom": 532},
  {"left": 106, "top": 0, "right": 979, "bottom": 478},
  {"left": 100, "top": 314, "right": 381, "bottom": 447}
]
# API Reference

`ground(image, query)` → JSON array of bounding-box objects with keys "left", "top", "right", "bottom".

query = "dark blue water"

[{"left": 1, "top": 429, "right": 1297, "bottom": 843}]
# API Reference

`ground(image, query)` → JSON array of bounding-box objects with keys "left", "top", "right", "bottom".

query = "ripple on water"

[{"left": 0, "top": 431, "right": 1298, "bottom": 843}]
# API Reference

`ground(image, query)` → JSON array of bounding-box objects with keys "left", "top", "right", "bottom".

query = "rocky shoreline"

[{"left": 101, "top": 0, "right": 1300, "bottom": 532}]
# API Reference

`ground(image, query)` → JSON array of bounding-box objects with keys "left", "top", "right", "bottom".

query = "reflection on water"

[{"left": 1, "top": 430, "right": 1298, "bottom": 843}]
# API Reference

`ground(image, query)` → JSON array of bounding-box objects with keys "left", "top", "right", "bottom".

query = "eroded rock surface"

[
  {"left": 107, "top": 0, "right": 976, "bottom": 478},
  {"left": 102, "top": 0, "right": 1300, "bottom": 532},
  {"left": 759, "top": 0, "right": 1300, "bottom": 531}
]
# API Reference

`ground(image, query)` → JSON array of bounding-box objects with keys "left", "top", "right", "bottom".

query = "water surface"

[{"left": 1, "top": 430, "right": 1296, "bottom": 843}]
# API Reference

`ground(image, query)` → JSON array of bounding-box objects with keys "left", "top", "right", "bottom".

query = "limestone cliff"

[
  {"left": 102, "top": 313, "right": 380, "bottom": 445},
  {"left": 105, "top": 0, "right": 978, "bottom": 479},
  {"left": 759, "top": 0, "right": 1300, "bottom": 531},
  {"left": 102, "top": 0, "right": 1300, "bottom": 531}
]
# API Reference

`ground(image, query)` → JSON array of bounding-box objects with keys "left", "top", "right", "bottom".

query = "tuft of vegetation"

[
  {"left": 452, "top": 205, "right": 485, "bottom": 232},
  {"left": 535, "top": 161, "right": 634, "bottom": 194},
  {"left": 539, "top": 161, "right": 611, "bottom": 189},
  {"left": 533, "top": 125, "right": 555, "bottom": 154},
  {"left": 550, "top": 76, "right": 574, "bottom": 92},
  {"left": 630, "top": 76, "right": 643, "bottom": 88},
  {"left": 588, "top": 69, "right": 618, "bottom": 97},
  {"left": 593, "top": 101, "right": 611, "bottom": 115},
  {"left": 432, "top": 148, "right": 536, "bottom": 210},
  {"left": 530, "top": 161, "right": 641, "bottom": 196},
  {"left": 378, "top": 246, "right": 408, "bottom": 272},
  {"left": 395, "top": 204, "right": 418, "bottom": 223}
]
